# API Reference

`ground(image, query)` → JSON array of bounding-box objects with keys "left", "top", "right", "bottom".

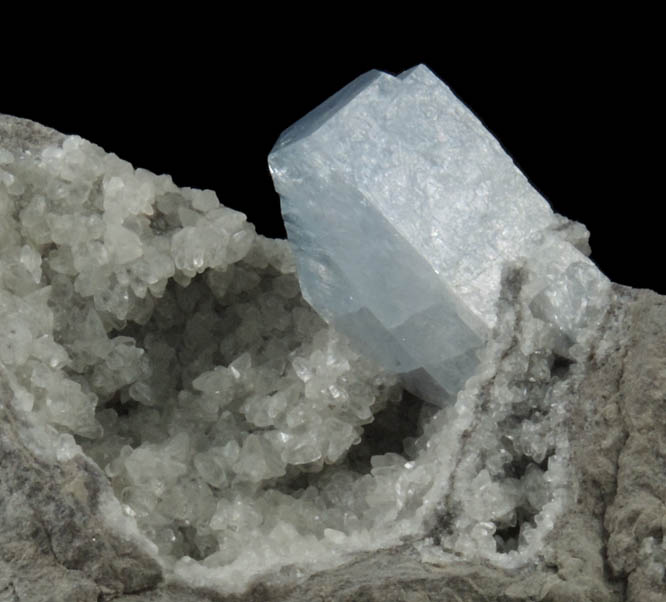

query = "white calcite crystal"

[
  {"left": 0, "top": 127, "right": 401, "bottom": 591},
  {"left": 269, "top": 65, "right": 607, "bottom": 403},
  {"left": 0, "top": 73, "right": 614, "bottom": 599}
]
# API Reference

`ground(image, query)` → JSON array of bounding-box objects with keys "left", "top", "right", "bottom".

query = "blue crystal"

[{"left": 268, "top": 65, "right": 594, "bottom": 404}]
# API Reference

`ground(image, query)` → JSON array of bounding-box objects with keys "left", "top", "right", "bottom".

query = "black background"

[{"left": 2, "top": 39, "right": 661, "bottom": 292}]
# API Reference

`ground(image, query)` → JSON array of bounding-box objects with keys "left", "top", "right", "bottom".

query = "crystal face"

[{"left": 269, "top": 64, "right": 599, "bottom": 403}]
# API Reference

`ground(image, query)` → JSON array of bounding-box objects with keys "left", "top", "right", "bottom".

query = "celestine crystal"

[
  {"left": 0, "top": 64, "right": 616, "bottom": 598},
  {"left": 269, "top": 65, "right": 607, "bottom": 403}
]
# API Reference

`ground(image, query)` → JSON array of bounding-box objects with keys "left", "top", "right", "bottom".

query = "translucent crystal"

[{"left": 269, "top": 64, "right": 606, "bottom": 403}]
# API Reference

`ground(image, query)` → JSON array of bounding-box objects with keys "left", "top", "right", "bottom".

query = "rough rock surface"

[{"left": 1, "top": 116, "right": 664, "bottom": 602}]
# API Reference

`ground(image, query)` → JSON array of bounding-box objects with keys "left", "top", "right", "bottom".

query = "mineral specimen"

[
  {"left": 269, "top": 65, "right": 606, "bottom": 403},
  {"left": 2, "top": 68, "right": 663, "bottom": 602}
]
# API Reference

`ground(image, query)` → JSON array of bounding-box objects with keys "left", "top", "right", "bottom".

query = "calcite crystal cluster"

[
  {"left": 0, "top": 65, "right": 631, "bottom": 599},
  {"left": 0, "top": 127, "right": 403, "bottom": 588}
]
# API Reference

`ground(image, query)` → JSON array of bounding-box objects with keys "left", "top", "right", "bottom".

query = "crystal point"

[{"left": 269, "top": 64, "right": 604, "bottom": 403}]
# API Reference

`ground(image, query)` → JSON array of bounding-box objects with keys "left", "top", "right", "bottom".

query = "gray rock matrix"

[{"left": 1, "top": 115, "right": 664, "bottom": 602}]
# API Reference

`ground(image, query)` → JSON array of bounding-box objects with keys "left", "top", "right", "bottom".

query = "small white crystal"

[
  {"left": 234, "top": 434, "right": 286, "bottom": 481},
  {"left": 189, "top": 188, "right": 220, "bottom": 212},
  {"left": 210, "top": 497, "right": 263, "bottom": 532},
  {"left": 323, "top": 528, "right": 346, "bottom": 544},
  {"left": 194, "top": 449, "right": 228, "bottom": 488}
]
